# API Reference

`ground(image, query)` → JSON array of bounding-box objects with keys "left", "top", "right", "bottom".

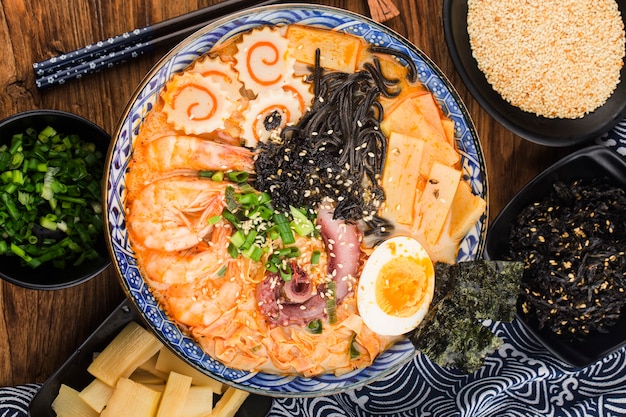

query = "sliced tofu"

[
  {"left": 380, "top": 95, "right": 460, "bottom": 177},
  {"left": 448, "top": 180, "right": 487, "bottom": 241},
  {"left": 381, "top": 132, "right": 425, "bottom": 225},
  {"left": 286, "top": 25, "right": 363, "bottom": 72},
  {"left": 416, "top": 162, "right": 462, "bottom": 245}
]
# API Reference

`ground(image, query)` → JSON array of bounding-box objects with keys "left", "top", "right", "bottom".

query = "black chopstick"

[{"left": 33, "top": 0, "right": 283, "bottom": 89}]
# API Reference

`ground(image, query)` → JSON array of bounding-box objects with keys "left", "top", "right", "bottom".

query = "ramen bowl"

[{"left": 104, "top": 3, "right": 487, "bottom": 396}]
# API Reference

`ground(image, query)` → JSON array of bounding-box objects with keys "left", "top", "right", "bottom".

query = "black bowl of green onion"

[{"left": 0, "top": 110, "right": 111, "bottom": 290}]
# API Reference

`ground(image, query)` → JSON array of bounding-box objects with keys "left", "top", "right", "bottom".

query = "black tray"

[
  {"left": 484, "top": 145, "right": 626, "bottom": 367},
  {"left": 28, "top": 298, "right": 273, "bottom": 416}
]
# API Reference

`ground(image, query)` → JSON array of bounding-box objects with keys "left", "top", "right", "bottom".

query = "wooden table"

[{"left": 0, "top": 0, "right": 578, "bottom": 387}]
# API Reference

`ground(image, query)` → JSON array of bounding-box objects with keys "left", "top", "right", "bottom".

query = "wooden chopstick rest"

[{"left": 367, "top": 0, "right": 400, "bottom": 22}]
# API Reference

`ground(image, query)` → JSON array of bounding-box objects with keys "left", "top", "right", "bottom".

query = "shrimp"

[
  {"left": 127, "top": 175, "right": 231, "bottom": 252},
  {"left": 140, "top": 223, "right": 234, "bottom": 284},
  {"left": 142, "top": 135, "right": 255, "bottom": 173},
  {"left": 164, "top": 278, "right": 243, "bottom": 328}
]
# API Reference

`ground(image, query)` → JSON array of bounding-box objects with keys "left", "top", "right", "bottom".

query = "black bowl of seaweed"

[{"left": 485, "top": 145, "right": 626, "bottom": 368}]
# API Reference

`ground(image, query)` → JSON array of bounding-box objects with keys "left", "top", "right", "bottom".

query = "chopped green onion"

[
  {"left": 241, "top": 229, "right": 258, "bottom": 250},
  {"left": 311, "top": 250, "right": 321, "bottom": 265},
  {"left": 219, "top": 185, "right": 317, "bottom": 273},
  {"left": 211, "top": 171, "right": 224, "bottom": 182},
  {"left": 349, "top": 333, "right": 361, "bottom": 359},
  {"left": 229, "top": 230, "right": 246, "bottom": 248},
  {"left": 227, "top": 242, "right": 239, "bottom": 259},
  {"left": 38, "top": 126, "right": 57, "bottom": 141},
  {"left": 290, "top": 205, "right": 315, "bottom": 236},
  {"left": 227, "top": 171, "right": 249, "bottom": 183},
  {"left": 0, "top": 126, "right": 105, "bottom": 269},
  {"left": 40, "top": 214, "right": 58, "bottom": 230},
  {"left": 1, "top": 192, "right": 20, "bottom": 220},
  {"left": 236, "top": 192, "right": 261, "bottom": 207},
  {"left": 307, "top": 319, "right": 323, "bottom": 334},
  {"left": 242, "top": 244, "right": 263, "bottom": 262},
  {"left": 273, "top": 213, "right": 295, "bottom": 245},
  {"left": 326, "top": 281, "right": 338, "bottom": 324},
  {"left": 208, "top": 215, "right": 222, "bottom": 225},
  {"left": 279, "top": 263, "right": 293, "bottom": 281},
  {"left": 221, "top": 209, "right": 240, "bottom": 227}
]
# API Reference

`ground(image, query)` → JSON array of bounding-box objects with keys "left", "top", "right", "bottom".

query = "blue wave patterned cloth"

[
  {"left": 0, "top": 385, "right": 40, "bottom": 417},
  {"left": 3, "top": 119, "right": 626, "bottom": 416},
  {"left": 270, "top": 319, "right": 626, "bottom": 417}
]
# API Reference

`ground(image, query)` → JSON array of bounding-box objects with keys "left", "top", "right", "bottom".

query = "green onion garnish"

[
  {"left": 311, "top": 250, "right": 321, "bottom": 265},
  {"left": 349, "top": 333, "right": 361, "bottom": 359},
  {"left": 326, "top": 281, "right": 338, "bottom": 324},
  {"left": 0, "top": 126, "right": 105, "bottom": 269},
  {"left": 289, "top": 205, "right": 315, "bottom": 236},
  {"left": 307, "top": 319, "right": 323, "bottom": 334},
  {"left": 273, "top": 212, "right": 295, "bottom": 245}
]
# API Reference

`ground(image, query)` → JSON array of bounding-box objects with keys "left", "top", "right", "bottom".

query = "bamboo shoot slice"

[
  {"left": 78, "top": 378, "right": 114, "bottom": 413},
  {"left": 180, "top": 386, "right": 214, "bottom": 417},
  {"left": 210, "top": 386, "right": 250, "bottom": 417},
  {"left": 52, "top": 384, "right": 99, "bottom": 417},
  {"left": 156, "top": 371, "right": 193, "bottom": 417},
  {"left": 381, "top": 132, "right": 425, "bottom": 225},
  {"left": 417, "top": 162, "right": 462, "bottom": 245},
  {"left": 155, "top": 347, "right": 224, "bottom": 394},
  {"left": 100, "top": 378, "right": 161, "bottom": 417},
  {"left": 87, "top": 321, "right": 163, "bottom": 386}
]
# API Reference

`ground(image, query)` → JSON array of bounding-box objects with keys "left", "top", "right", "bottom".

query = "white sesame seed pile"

[{"left": 467, "top": 0, "right": 625, "bottom": 119}]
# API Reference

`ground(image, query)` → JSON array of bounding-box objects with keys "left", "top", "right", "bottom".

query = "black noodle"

[
  {"left": 254, "top": 49, "right": 413, "bottom": 228},
  {"left": 368, "top": 45, "right": 418, "bottom": 84}
]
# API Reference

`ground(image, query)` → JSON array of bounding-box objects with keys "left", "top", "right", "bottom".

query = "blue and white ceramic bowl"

[{"left": 104, "top": 3, "right": 488, "bottom": 397}]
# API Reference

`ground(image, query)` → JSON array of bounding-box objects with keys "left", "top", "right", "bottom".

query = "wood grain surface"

[{"left": 0, "top": 0, "right": 579, "bottom": 386}]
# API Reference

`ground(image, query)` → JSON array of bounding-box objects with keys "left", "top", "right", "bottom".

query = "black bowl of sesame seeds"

[
  {"left": 485, "top": 145, "right": 626, "bottom": 367},
  {"left": 443, "top": 0, "right": 626, "bottom": 147}
]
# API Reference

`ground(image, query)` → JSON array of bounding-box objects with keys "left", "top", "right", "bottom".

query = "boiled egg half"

[{"left": 357, "top": 236, "right": 435, "bottom": 336}]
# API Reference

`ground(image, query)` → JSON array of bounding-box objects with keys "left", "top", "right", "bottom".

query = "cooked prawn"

[
  {"left": 142, "top": 135, "right": 254, "bottom": 173},
  {"left": 140, "top": 223, "right": 234, "bottom": 284},
  {"left": 164, "top": 277, "right": 243, "bottom": 328},
  {"left": 127, "top": 175, "right": 230, "bottom": 252}
]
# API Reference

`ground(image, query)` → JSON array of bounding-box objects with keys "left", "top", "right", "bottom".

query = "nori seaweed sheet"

[{"left": 409, "top": 260, "right": 524, "bottom": 373}]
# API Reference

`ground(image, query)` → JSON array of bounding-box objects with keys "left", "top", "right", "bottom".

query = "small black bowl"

[
  {"left": 484, "top": 145, "right": 626, "bottom": 367},
  {"left": 443, "top": 0, "right": 626, "bottom": 147},
  {"left": 0, "top": 110, "right": 111, "bottom": 290}
]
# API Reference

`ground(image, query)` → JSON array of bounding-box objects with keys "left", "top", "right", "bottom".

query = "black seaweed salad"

[{"left": 508, "top": 178, "right": 626, "bottom": 341}]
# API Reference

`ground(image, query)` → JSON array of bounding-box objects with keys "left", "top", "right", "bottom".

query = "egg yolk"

[{"left": 375, "top": 255, "right": 433, "bottom": 317}]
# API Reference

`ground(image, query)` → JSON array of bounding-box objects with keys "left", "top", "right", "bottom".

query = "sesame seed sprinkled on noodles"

[{"left": 467, "top": 0, "right": 625, "bottom": 119}]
